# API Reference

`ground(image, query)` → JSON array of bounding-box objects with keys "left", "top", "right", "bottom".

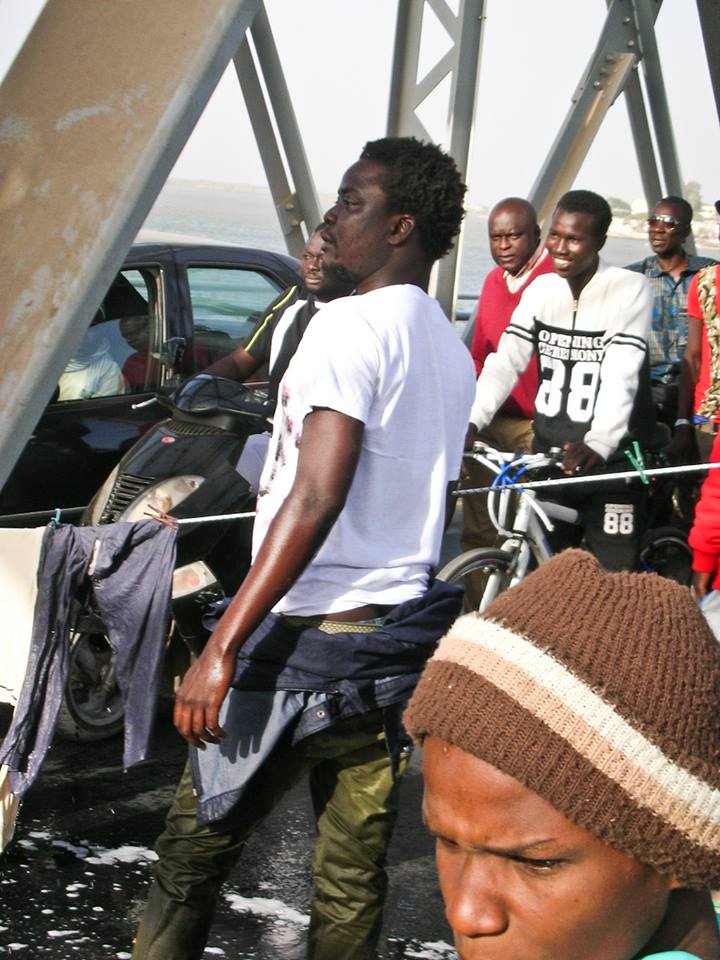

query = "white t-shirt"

[
  {"left": 251, "top": 284, "right": 476, "bottom": 616},
  {"left": 236, "top": 297, "right": 324, "bottom": 489}
]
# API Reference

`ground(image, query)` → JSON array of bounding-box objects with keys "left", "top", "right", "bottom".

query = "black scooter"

[{"left": 57, "top": 374, "right": 273, "bottom": 741}]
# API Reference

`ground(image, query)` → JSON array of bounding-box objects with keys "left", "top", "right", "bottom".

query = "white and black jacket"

[{"left": 469, "top": 261, "right": 654, "bottom": 461}]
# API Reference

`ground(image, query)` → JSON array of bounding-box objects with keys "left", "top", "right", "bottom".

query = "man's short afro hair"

[
  {"left": 556, "top": 189, "right": 612, "bottom": 237},
  {"left": 658, "top": 195, "right": 694, "bottom": 226},
  {"left": 360, "top": 137, "right": 466, "bottom": 261}
]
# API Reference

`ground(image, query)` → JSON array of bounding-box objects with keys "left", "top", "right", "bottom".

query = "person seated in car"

[
  {"left": 57, "top": 307, "right": 127, "bottom": 401},
  {"left": 119, "top": 313, "right": 161, "bottom": 389},
  {"left": 405, "top": 548, "right": 720, "bottom": 960}
]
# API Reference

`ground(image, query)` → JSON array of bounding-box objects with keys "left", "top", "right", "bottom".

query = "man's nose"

[
  {"left": 323, "top": 204, "right": 337, "bottom": 225},
  {"left": 444, "top": 855, "right": 509, "bottom": 939}
]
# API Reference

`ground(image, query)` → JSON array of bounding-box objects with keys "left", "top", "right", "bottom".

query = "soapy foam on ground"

[{"left": 224, "top": 894, "right": 309, "bottom": 927}]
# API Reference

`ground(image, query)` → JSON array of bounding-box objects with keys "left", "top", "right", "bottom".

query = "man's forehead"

[
  {"left": 339, "top": 158, "right": 387, "bottom": 191},
  {"left": 422, "top": 738, "right": 570, "bottom": 845},
  {"left": 490, "top": 203, "right": 533, "bottom": 232},
  {"left": 551, "top": 208, "right": 596, "bottom": 231},
  {"left": 653, "top": 200, "right": 686, "bottom": 221},
  {"left": 304, "top": 232, "right": 323, "bottom": 255}
]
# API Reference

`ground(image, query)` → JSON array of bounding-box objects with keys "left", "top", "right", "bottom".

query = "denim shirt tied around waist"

[{"left": 190, "top": 578, "right": 463, "bottom": 824}]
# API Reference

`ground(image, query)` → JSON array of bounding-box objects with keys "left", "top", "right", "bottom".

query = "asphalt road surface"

[{"left": 0, "top": 706, "right": 455, "bottom": 959}]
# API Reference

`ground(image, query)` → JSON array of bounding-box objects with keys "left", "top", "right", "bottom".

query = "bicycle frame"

[
  {"left": 467, "top": 444, "right": 581, "bottom": 608},
  {"left": 455, "top": 441, "right": 691, "bottom": 612}
]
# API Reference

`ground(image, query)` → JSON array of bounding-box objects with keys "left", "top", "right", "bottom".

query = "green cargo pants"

[{"left": 132, "top": 709, "right": 409, "bottom": 960}]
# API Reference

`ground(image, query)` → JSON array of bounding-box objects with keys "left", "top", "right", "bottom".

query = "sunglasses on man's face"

[{"left": 647, "top": 214, "right": 684, "bottom": 228}]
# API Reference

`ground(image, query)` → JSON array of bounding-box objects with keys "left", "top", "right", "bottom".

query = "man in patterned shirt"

[
  {"left": 626, "top": 196, "right": 716, "bottom": 439},
  {"left": 674, "top": 200, "right": 720, "bottom": 460}
]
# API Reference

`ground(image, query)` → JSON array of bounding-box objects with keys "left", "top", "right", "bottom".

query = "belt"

[{"left": 280, "top": 615, "right": 386, "bottom": 635}]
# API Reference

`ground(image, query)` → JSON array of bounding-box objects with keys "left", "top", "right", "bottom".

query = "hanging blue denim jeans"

[{"left": 0, "top": 519, "right": 176, "bottom": 795}]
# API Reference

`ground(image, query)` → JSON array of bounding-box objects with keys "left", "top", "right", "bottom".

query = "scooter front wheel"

[{"left": 56, "top": 631, "right": 124, "bottom": 742}]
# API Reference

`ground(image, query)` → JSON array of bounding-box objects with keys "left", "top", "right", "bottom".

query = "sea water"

[{"left": 144, "top": 180, "right": 718, "bottom": 303}]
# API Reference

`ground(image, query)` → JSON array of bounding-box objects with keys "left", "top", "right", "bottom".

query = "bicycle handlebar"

[
  {"left": 467, "top": 442, "right": 564, "bottom": 475},
  {"left": 464, "top": 442, "right": 568, "bottom": 537}
]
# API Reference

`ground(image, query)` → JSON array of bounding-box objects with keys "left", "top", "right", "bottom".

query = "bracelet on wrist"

[{"left": 673, "top": 418, "right": 692, "bottom": 428}]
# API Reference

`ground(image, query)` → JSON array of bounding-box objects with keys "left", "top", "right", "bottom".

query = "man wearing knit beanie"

[{"left": 405, "top": 549, "right": 720, "bottom": 960}]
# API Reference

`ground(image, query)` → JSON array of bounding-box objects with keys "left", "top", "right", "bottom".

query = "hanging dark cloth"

[{"left": 0, "top": 519, "right": 176, "bottom": 796}]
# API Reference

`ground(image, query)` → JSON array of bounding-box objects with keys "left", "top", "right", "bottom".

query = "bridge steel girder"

[
  {"left": 387, "top": 0, "right": 486, "bottom": 319},
  {"left": 235, "top": 3, "right": 322, "bottom": 257},
  {"left": 633, "top": 0, "right": 684, "bottom": 201},
  {"left": 633, "top": 0, "right": 695, "bottom": 251},
  {"left": 528, "top": 0, "right": 659, "bottom": 227},
  {"left": 0, "top": 0, "right": 263, "bottom": 490},
  {"left": 697, "top": 0, "right": 720, "bottom": 129},
  {"left": 233, "top": 39, "right": 307, "bottom": 257},
  {"left": 622, "top": 67, "right": 663, "bottom": 210}
]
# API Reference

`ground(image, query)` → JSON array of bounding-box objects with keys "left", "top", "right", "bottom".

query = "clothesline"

[
  {"left": 156, "top": 461, "right": 720, "bottom": 524},
  {"left": 43, "top": 462, "right": 720, "bottom": 528},
  {"left": 455, "top": 459, "right": 720, "bottom": 497},
  {"left": 174, "top": 511, "right": 256, "bottom": 525},
  {"left": 150, "top": 461, "right": 720, "bottom": 523}
]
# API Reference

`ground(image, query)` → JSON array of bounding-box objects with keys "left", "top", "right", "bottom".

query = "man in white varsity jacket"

[{"left": 468, "top": 189, "right": 655, "bottom": 570}]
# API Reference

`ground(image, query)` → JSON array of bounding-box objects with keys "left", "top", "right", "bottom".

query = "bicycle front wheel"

[
  {"left": 437, "top": 547, "right": 515, "bottom": 613},
  {"left": 639, "top": 526, "right": 692, "bottom": 586}
]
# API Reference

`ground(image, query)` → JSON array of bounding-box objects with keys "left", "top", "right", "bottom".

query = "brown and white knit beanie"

[{"left": 405, "top": 549, "right": 720, "bottom": 888}]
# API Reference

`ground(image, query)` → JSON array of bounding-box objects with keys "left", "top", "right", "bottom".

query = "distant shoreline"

[{"left": 163, "top": 178, "right": 719, "bottom": 248}]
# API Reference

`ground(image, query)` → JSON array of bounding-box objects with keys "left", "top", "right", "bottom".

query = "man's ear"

[
  {"left": 388, "top": 213, "right": 416, "bottom": 247},
  {"left": 597, "top": 232, "right": 608, "bottom": 253}
]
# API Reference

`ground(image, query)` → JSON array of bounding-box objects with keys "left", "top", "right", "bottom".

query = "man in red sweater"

[{"left": 462, "top": 198, "right": 553, "bottom": 563}]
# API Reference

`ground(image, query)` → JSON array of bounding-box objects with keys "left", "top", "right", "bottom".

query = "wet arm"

[{"left": 173, "top": 408, "right": 364, "bottom": 746}]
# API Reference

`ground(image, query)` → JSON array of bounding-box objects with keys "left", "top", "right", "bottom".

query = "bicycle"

[{"left": 438, "top": 443, "right": 692, "bottom": 613}]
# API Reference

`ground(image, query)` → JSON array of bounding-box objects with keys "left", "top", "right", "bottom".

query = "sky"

[{"left": 1, "top": 0, "right": 718, "bottom": 209}]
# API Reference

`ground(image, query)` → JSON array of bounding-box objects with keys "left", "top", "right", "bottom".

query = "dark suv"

[{"left": 0, "top": 234, "right": 299, "bottom": 524}]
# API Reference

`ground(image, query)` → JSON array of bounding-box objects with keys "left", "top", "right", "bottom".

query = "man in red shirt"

[{"left": 462, "top": 198, "right": 553, "bottom": 563}]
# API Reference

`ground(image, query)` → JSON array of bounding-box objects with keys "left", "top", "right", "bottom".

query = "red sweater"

[
  {"left": 689, "top": 430, "right": 720, "bottom": 588},
  {"left": 470, "top": 250, "right": 554, "bottom": 419}
]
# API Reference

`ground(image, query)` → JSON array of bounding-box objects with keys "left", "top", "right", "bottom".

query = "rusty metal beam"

[
  {"left": 387, "top": 0, "right": 486, "bottom": 319},
  {"left": 0, "top": 0, "right": 261, "bottom": 489},
  {"left": 697, "top": 0, "right": 720, "bottom": 129},
  {"left": 528, "top": 0, "right": 650, "bottom": 227}
]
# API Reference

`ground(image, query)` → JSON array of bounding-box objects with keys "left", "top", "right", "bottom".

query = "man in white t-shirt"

[{"left": 133, "top": 137, "right": 475, "bottom": 960}]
